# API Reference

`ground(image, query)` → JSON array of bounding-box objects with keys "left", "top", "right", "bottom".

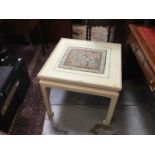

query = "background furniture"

[
  {"left": 40, "top": 19, "right": 72, "bottom": 42},
  {"left": 2, "top": 19, "right": 47, "bottom": 54},
  {"left": 127, "top": 24, "right": 155, "bottom": 95},
  {"left": 85, "top": 19, "right": 122, "bottom": 42},
  {"left": 0, "top": 56, "right": 30, "bottom": 132}
]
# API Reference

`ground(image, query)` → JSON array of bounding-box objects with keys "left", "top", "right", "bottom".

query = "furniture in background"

[
  {"left": 38, "top": 38, "right": 122, "bottom": 126},
  {"left": 0, "top": 56, "right": 30, "bottom": 132},
  {"left": 1, "top": 19, "right": 47, "bottom": 54},
  {"left": 127, "top": 24, "right": 155, "bottom": 95},
  {"left": 85, "top": 19, "right": 122, "bottom": 42},
  {"left": 40, "top": 19, "right": 72, "bottom": 42}
]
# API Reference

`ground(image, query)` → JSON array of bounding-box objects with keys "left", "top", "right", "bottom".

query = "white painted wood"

[
  {"left": 38, "top": 38, "right": 122, "bottom": 126},
  {"left": 40, "top": 83, "right": 54, "bottom": 118},
  {"left": 102, "top": 94, "right": 119, "bottom": 126},
  {"left": 39, "top": 80, "right": 119, "bottom": 98},
  {"left": 39, "top": 79, "right": 119, "bottom": 126},
  {"left": 38, "top": 38, "right": 122, "bottom": 91}
]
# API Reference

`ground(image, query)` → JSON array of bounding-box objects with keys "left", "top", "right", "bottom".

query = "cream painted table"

[{"left": 38, "top": 38, "right": 122, "bottom": 126}]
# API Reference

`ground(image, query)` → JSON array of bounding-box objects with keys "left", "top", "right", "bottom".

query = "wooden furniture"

[
  {"left": 41, "top": 20, "right": 72, "bottom": 42},
  {"left": 3, "top": 20, "right": 39, "bottom": 35},
  {"left": 85, "top": 19, "right": 122, "bottom": 42},
  {"left": 128, "top": 24, "right": 155, "bottom": 95},
  {"left": 0, "top": 57, "right": 30, "bottom": 132},
  {"left": 38, "top": 38, "right": 122, "bottom": 126},
  {"left": 2, "top": 19, "right": 46, "bottom": 54}
]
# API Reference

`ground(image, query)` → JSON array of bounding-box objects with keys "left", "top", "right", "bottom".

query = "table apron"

[{"left": 39, "top": 79, "right": 119, "bottom": 98}]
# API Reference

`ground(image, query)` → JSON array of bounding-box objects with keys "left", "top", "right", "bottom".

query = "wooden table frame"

[
  {"left": 38, "top": 38, "right": 121, "bottom": 127},
  {"left": 39, "top": 79, "right": 119, "bottom": 127},
  {"left": 128, "top": 24, "right": 155, "bottom": 95}
]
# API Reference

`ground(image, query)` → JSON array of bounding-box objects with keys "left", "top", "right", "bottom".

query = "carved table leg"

[
  {"left": 102, "top": 93, "right": 119, "bottom": 126},
  {"left": 40, "top": 84, "right": 54, "bottom": 118}
]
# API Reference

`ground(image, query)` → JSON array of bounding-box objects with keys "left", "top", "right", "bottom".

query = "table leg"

[
  {"left": 40, "top": 84, "right": 54, "bottom": 118},
  {"left": 102, "top": 93, "right": 119, "bottom": 126}
]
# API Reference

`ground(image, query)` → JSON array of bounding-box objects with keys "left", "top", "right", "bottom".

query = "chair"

[{"left": 85, "top": 19, "right": 122, "bottom": 42}]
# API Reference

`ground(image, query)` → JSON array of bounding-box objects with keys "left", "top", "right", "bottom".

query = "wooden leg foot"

[
  {"left": 102, "top": 94, "right": 119, "bottom": 126},
  {"left": 40, "top": 84, "right": 54, "bottom": 119}
]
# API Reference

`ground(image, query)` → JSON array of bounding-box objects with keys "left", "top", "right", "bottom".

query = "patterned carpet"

[{"left": 9, "top": 44, "right": 56, "bottom": 134}]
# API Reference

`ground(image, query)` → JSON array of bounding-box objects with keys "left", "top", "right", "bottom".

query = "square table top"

[{"left": 38, "top": 38, "right": 122, "bottom": 91}]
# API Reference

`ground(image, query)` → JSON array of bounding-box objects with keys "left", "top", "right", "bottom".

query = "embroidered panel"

[{"left": 58, "top": 46, "right": 107, "bottom": 74}]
